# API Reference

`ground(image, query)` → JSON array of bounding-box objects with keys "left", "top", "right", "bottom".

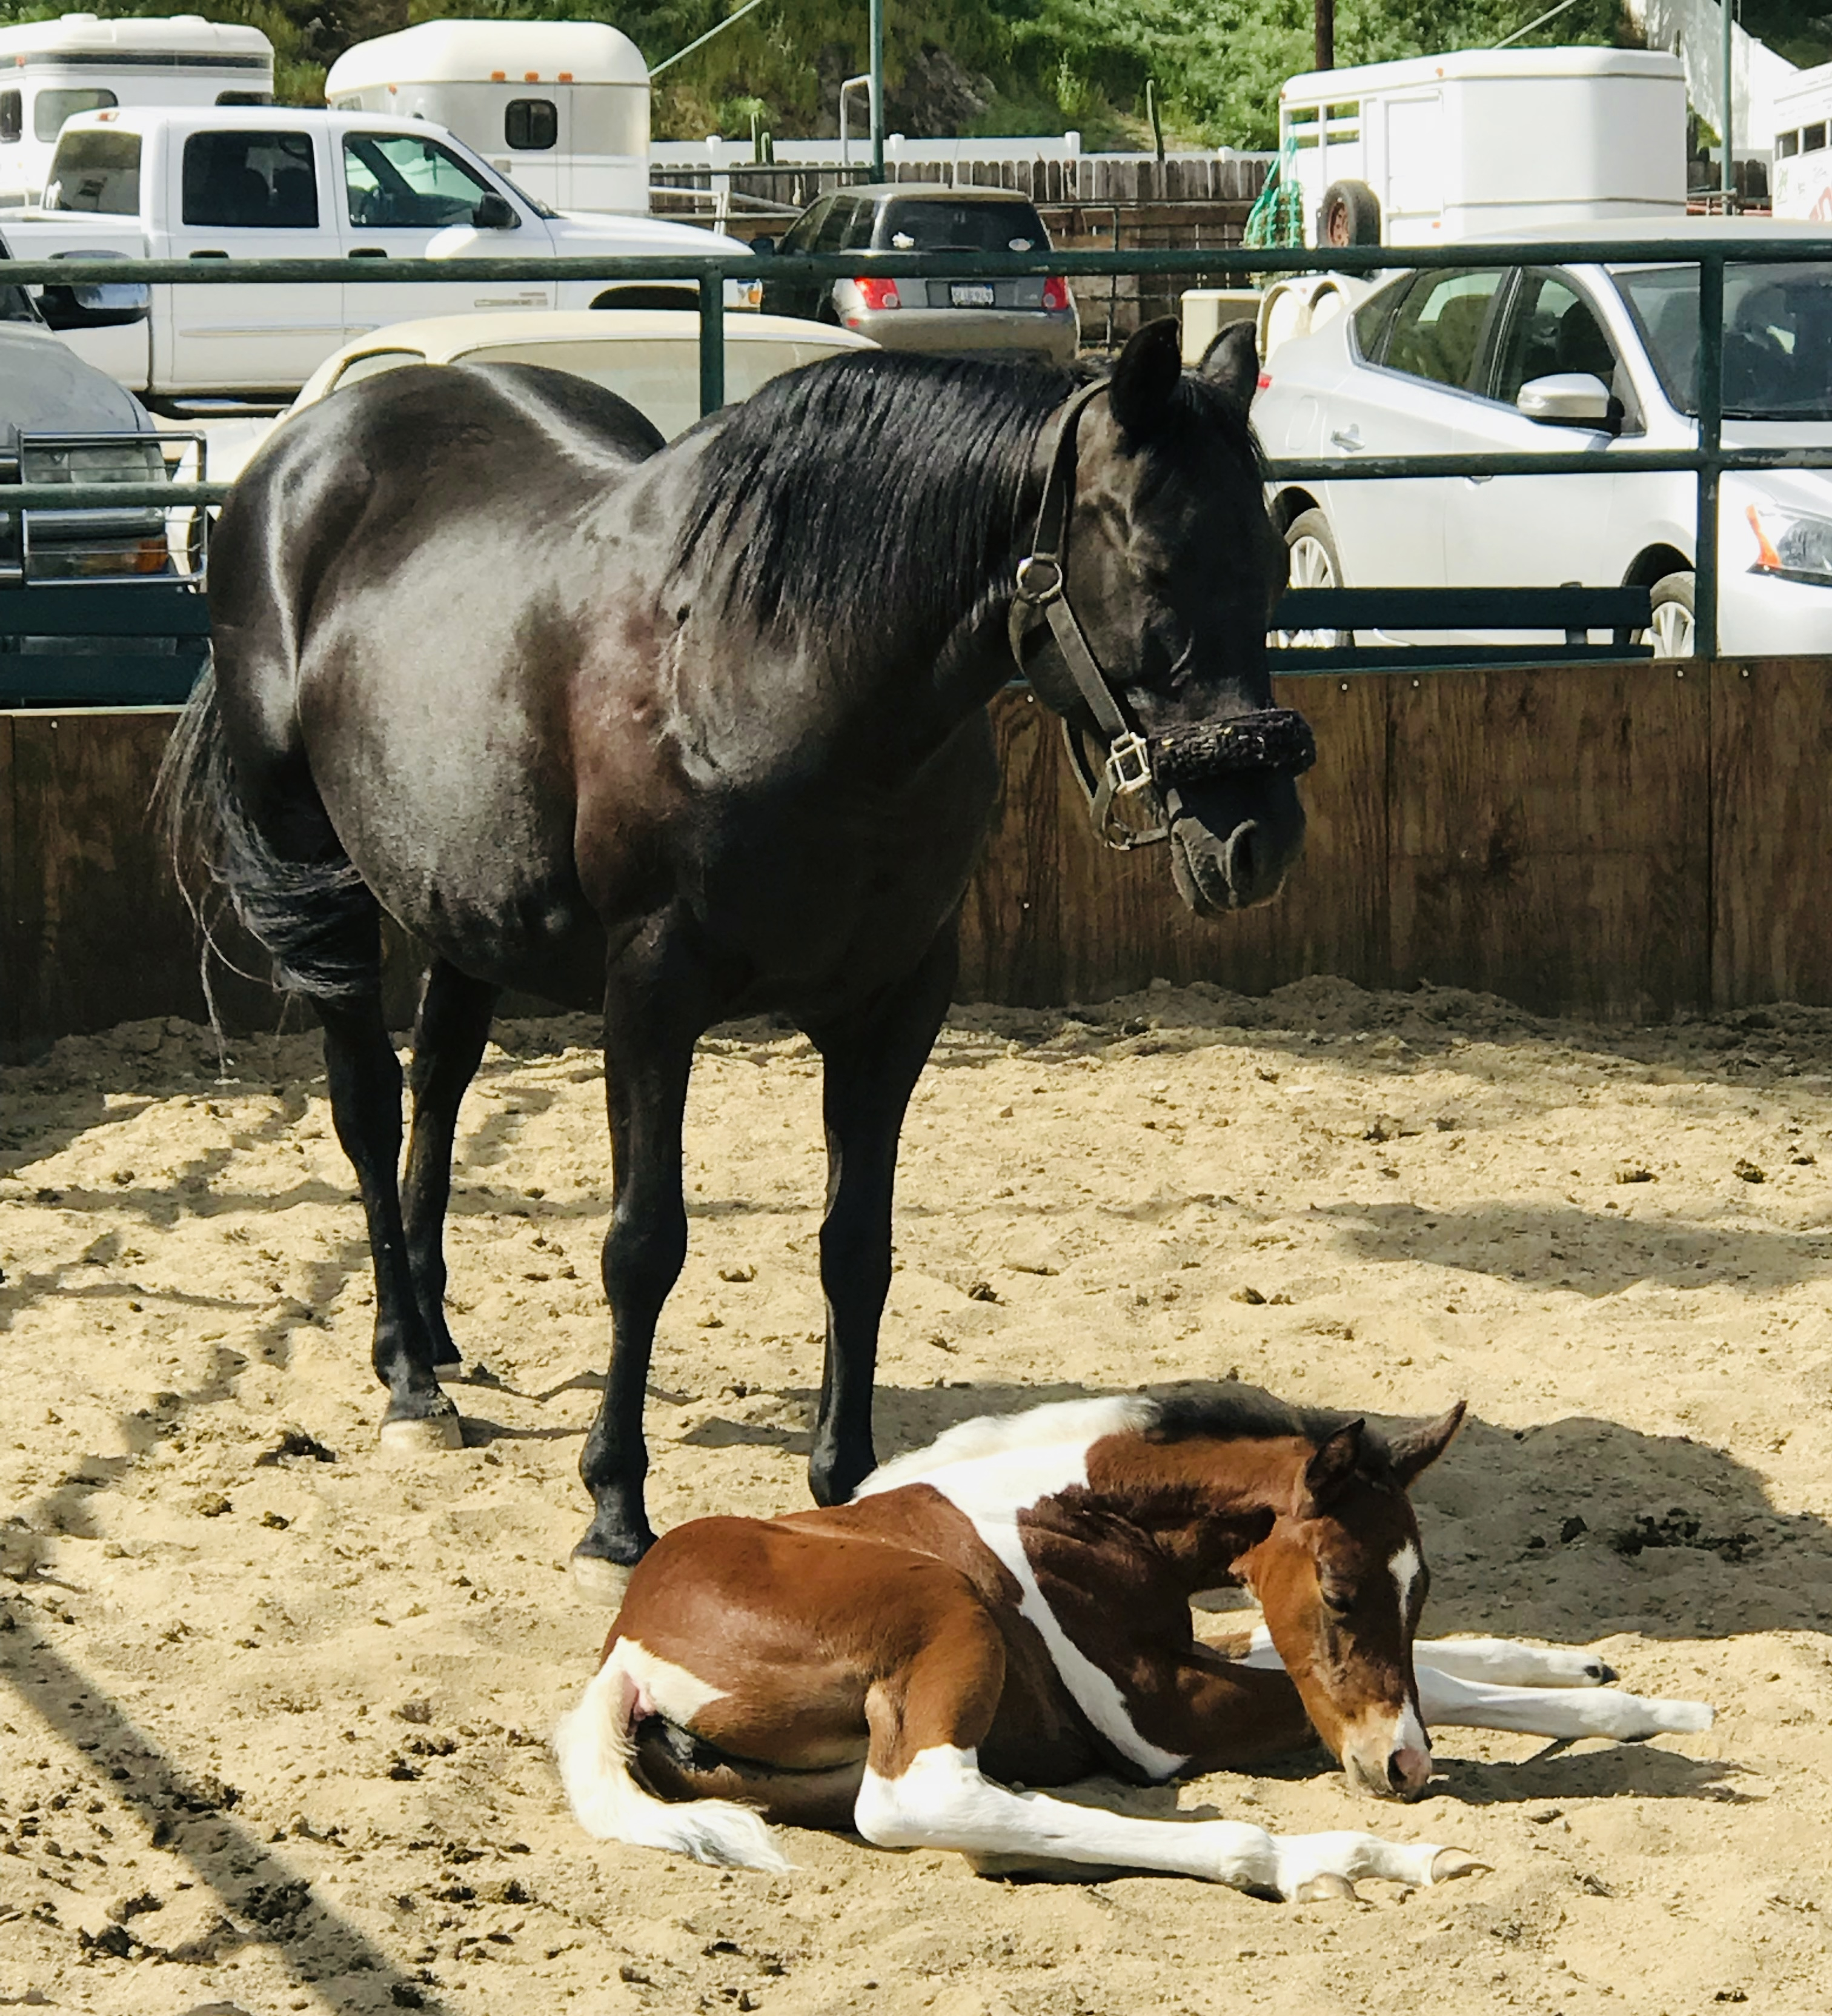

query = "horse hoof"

[
  {"left": 1430, "top": 1849, "right": 1490, "bottom": 1886},
  {"left": 1293, "top": 1873, "right": 1358, "bottom": 1903},
  {"left": 570, "top": 1554, "right": 634, "bottom": 1609},
  {"left": 378, "top": 1409, "right": 465, "bottom": 1459}
]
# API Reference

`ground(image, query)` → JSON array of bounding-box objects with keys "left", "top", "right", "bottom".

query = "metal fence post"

[
  {"left": 1694, "top": 251, "right": 1725, "bottom": 660},
  {"left": 699, "top": 267, "right": 726, "bottom": 417}
]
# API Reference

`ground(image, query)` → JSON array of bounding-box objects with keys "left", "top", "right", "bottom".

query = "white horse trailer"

[
  {"left": 0, "top": 12, "right": 273, "bottom": 208},
  {"left": 1278, "top": 45, "right": 1687, "bottom": 248},
  {"left": 325, "top": 20, "right": 649, "bottom": 217},
  {"left": 1773, "top": 63, "right": 1832, "bottom": 223}
]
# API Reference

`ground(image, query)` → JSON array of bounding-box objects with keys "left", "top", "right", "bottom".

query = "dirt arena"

[{"left": 2, "top": 976, "right": 1830, "bottom": 2015}]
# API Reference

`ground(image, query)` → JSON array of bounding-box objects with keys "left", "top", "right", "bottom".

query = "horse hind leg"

[{"left": 402, "top": 959, "right": 501, "bottom": 1368}]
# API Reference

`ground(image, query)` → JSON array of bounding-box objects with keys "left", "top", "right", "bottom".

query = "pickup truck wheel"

[
  {"left": 1642, "top": 570, "right": 1696, "bottom": 659},
  {"left": 1279, "top": 507, "right": 1353, "bottom": 648}
]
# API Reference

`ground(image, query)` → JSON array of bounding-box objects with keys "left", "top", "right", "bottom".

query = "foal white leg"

[
  {"left": 1412, "top": 1637, "right": 1619, "bottom": 1688},
  {"left": 854, "top": 1746, "right": 1482, "bottom": 1900},
  {"left": 1416, "top": 1666, "right": 1713, "bottom": 1740}
]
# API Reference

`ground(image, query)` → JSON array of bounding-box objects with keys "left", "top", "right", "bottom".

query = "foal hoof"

[
  {"left": 569, "top": 1553, "right": 634, "bottom": 1609},
  {"left": 1429, "top": 1849, "right": 1490, "bottom": 1886},
  {"left": 378, "top": 1406, "right": 465, "bottom": 1460},
  {"left": 1293, "top": 1873, "right": 1359, "bottom": 1904}
]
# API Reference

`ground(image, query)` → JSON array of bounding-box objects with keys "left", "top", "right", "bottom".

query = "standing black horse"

[{"left": 161, "top": 316, "right": 1313, "bottom": 1597}]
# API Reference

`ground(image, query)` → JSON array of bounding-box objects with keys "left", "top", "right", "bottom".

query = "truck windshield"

[
  {"left": 44, "top": 128, "right": 141, "bottom": 215},
  {"left": 1615, "top": 261, "right": 1832, "bottom": 420}
]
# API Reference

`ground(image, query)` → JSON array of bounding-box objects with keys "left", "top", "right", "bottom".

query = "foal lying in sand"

[{"left": 555, "top": 1392, "right": 1712, "bottom": 1898}]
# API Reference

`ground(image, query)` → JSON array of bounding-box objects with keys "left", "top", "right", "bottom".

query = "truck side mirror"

[
  {"left": 471, "top": 192, "right": 521, "bottom": 231},
  {"left": 38, "top": 278, "right": 151, "bottom": 331}
]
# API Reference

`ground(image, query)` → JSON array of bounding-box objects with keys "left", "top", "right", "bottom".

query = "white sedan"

[
  {"left": 1253, "top": 219, "right": 1832, "bottom": 656},
  {"left": 180, "top": 308, "right": 875, "bottom": 493}
]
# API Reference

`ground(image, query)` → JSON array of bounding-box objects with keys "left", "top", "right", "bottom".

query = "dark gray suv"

[{"left": 758, "top": 185, "right": 1078, "bottom": 363}]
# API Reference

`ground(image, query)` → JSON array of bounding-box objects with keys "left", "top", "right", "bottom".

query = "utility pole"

[
  {"left": 1721, "top": 0, "right": 1734, "bottom": 203},
  {"left": 870, "top": 0, "right": 885, "bottom": 180},
  {"left": 1316, "top": 0, "right": 1334, "bottom": 70}
]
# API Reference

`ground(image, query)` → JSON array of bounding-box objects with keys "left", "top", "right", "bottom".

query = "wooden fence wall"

[{"left": 4, "top": 660, "right": 1829, "bottom": 1053}]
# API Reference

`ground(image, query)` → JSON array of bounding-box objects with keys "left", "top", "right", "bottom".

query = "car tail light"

[
  {"left": 854, "top": 276, "right": 900, "bottom": 311},
  {"left": 1041, "top": 275, "right": 1070, "bottom": 311},
  {"left": 1256, "top": 371, "right": 1272, "bottom": 391}
]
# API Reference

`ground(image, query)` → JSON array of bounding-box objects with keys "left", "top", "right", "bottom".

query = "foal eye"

[{"left": 1319, "top": 1585, "right": 1355, "bottom": 1616}]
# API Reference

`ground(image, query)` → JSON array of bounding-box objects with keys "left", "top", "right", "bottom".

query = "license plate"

[{"left": 951, "top": 283, "right": 995, "bottom": 308}]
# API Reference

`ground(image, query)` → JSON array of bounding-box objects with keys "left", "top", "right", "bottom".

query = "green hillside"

[{"left": 10, "top": 0, "right": 1826, "bottom": 150}]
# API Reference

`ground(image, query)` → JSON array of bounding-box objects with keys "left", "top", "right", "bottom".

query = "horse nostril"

[{"left": 1387, "top": 1752, "right": 1409, "bottom": 1791}]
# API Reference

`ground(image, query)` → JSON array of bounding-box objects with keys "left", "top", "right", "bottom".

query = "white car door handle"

[{"left": 1329, "top": 427, "right": 1362, "bottom": 451}]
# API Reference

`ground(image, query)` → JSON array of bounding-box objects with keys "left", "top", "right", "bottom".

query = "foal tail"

[
  {"left": 154, "top": 664, "right": 377, "bottom": 1006},
  {"left": 553, "top": 1646, "right": 791, "bottom": 1874}
]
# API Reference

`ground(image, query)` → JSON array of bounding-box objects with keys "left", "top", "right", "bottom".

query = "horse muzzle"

[{"left": 1340, "top": 1707, "right": 1435, "bottom": 1802}]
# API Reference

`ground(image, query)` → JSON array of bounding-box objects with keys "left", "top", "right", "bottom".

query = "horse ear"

[
  {"left": 1199, "top": 319, "right": 1260, "bottom": 413},
  {"left": 1107, "top": 317, "right": 1184, "bottom": 437},
  {"left": 1303, "top": 1419, "right": 1366, "bottom": 1511},
  {"left": 1388, "top": 1400, "right": 1468, "bottom": 1490}
]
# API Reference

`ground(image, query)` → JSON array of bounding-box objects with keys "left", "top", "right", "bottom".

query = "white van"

[
  {"left": 325, "top": 19, "right": 649, "bottom": 217},
  {"left": 1772, "top": 62, "right": 1832, "bottom": 223},
  {"left": 1278, "top": 45, "right": 1687, "bottom": 247},
  {"left": 0, "top": 13, "right": 273, "bottom": 210}
]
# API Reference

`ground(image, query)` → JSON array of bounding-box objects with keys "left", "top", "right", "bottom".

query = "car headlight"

[{"left": 1748, "top": 504, "right": 1832, "bottom": 585}]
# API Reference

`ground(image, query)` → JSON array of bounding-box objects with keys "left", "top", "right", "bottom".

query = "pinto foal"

[{"left": 555, "top": 1393, "right": 1712, "bottom": 1898}]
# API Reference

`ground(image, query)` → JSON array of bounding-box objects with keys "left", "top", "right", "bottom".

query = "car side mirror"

[
  {"left": 1516, "top": 372, "right": 1616, "bottom": 428},
  {"left": 471, "top": 192, "right": 520, "bottom": 231},
  {"left": 749, "top": 235, "right": 777, "bottom": 258}
]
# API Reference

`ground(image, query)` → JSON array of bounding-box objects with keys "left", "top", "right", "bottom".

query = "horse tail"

[
  {"left": 154, "top": 662, "right": 379, "bottom": 1005},
  {"left": 553, "top": 1645, "right": 791, "bottom": 1874}
]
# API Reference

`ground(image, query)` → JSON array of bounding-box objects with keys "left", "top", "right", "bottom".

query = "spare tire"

[{"left": 1318, "top": 179, "right": 1381, "bottom": 249}]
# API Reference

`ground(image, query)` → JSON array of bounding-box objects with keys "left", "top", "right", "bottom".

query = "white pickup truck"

[{"left": 0, "top": 104, "right": 757, "bottom": 400}]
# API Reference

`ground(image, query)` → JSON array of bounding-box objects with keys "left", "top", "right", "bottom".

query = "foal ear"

[
  {"left": 1303, "top": 1419, "right": 1366, "bottom": 1511},
  {"left": 1108, "top": 318, "right": 1184, "bottom": 437},
  {"left": 1388, "top": 1400, "right": 1469, "bottom": 1490},
  {"left": 1199, "top": 319, "right": 1260, "bottom": 414}
]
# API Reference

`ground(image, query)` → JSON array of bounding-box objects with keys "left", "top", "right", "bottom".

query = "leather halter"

[{"left": 1007, "top": 380, "right": 1318, "bottom": 852}]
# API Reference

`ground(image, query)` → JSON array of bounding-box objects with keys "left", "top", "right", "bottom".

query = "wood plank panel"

[
  {"left": 1387, "top": 662, "right": 1710, "bottom": 1020},
  {"left": 1710, "top": 658, "right": 1832, "bottom": 1010},
  {"left": 956, "top": 677, "right": 1389, "bottom": 1005},
  {"left": 0, "top": 712, "right": 15, "bottom": 1051}
]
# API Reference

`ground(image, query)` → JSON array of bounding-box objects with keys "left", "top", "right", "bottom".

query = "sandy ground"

[{"left": 2, "top": 976, "right": 1830, "bottom": 2016}]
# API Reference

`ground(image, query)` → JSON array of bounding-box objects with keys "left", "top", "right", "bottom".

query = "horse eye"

[{"left": 1319, "top": 1584, "right": 1355, "bottom": 1616}]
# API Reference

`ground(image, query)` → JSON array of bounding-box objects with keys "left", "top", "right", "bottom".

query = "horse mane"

[
  {"left": 670, "top": 349, "right": 1263, "bottom": 654},
  {"left": 857, "top": 1385, "right": 1386, "bottom": 1499}
]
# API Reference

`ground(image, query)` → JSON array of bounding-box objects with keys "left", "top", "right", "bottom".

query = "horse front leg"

[
  {"left": 401, "top": 958, "right": 500, "bottom": 1368},
  {"left": 572, "top": 925, "right": 712, "bottom": 1603},
  {"left": 318, "top": 987, "right": 462, "bottom": 1455},
  {"left": 806, "top": 923, "right": 958, "bottom": 1507}
]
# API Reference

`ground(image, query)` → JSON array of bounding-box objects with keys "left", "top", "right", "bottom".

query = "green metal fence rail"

[{"left": 4, "top": 236, "right": 1828, "bottom": 677}]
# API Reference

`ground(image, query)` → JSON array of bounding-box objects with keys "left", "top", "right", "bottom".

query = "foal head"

[
  {"left": 1238, "top": 1403, "right": 1467, "bottom": 1800},
  {"left": 1020, "top": 317, "right": 1302, "bottom": 913}
]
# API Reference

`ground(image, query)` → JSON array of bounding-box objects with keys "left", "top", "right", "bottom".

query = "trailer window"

[
  {"left": 44, "top": 128, "right": 141, "bottom": 215},
  {"left": 1777, "top": 129, "right": 1800, "bottom": 159},
  {"left": 1807, "top": 122, "right": 1829, "bottom": 155},
  {"left": 216, "top": 91, "right": 274, "bottom": 107},
  {"left": 0, "top": 90, "right": 19, "bottom": 147},
  {"left": 35, "top": 88, "right": 116, "bottom": 144},
  {"left": 1382, "top": 269, "right": 1506, "bottom": 392},
  {"left": 505, "top": 99, "right": 558, "bottom": 151},
  {"left": 184, "top": 130, "right": 319, "bottom": 227}
]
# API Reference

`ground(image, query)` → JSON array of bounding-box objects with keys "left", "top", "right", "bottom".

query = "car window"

[
  {"left": 840, "top": 199, "right": 878, "bottom": 251},
  {"left": 1352, "top": 275, "right": 1408, "bottom": 361},
  {"left": 344, "top": 131, "right": 494, "bottom": 230},
  {"left": 811, "top": 198, "right": 854, "bottom": 253},
  {"left": 877, "top": 198, "right": 1047, "bottom": 253},
  {"left": 35, "top": 87, "right": 116, "bottom": 144},
  {"left": 777, "top": 198, "right": 827, "bottom": 254},
  {"left": 43, "top": 128, "right": 142, "bottom": 216},
  {"left": 1616, "top": 259, "right": 1832, "bottom": 421},
  {"left": 183, "top": 130, "right": 319, "bottom": 228},
  {"left": 1494, "top": 271, "right": 1619, "bottom": 403},
  {"left": 331, "top": 349, "right": 427, "bottom": 390},
  {"left": 1381, "top": 269, "right": 1507, "bottom": 391}
]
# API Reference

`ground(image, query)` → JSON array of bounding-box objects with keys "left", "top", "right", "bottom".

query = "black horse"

[{"left": 161, "top": 317, "right": 1313, "bottom": 1597}]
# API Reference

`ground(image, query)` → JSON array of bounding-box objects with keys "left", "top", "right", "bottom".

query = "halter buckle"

[
  {"left": 1104, "top": 732, "right": 1154, "bottom": 797},
  {"left": 1014, "top": 554, "right": 1063, "bottom": 605}
]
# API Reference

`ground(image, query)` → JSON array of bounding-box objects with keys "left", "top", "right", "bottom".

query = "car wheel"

[
  {"left": 1279, "top": 507, "right": 1353, "bottom": 648},
  {"left": 1642, "top": 570, "right": 1696, "bottom": 659},
  {"left": 1318, "top": 179, "right": 1382, "bottom": 249}
]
